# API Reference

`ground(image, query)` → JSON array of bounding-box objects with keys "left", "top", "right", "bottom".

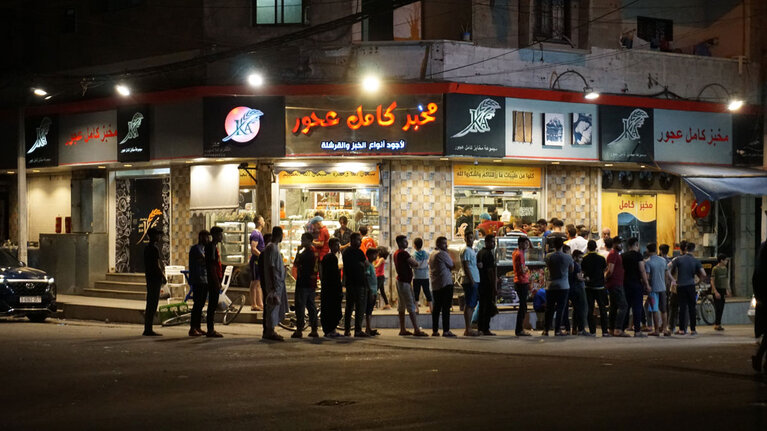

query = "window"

[
  {"left": 254, "top": 0, "right": 303, "bottom": 25},
  {"left": 637, "top": 16, "right": 673, "bottom": 49},
  {"left": 533, "top": 0, "right": 570, "bottom": 43},
  {"left": 61, "top": 7, "right": 77, "bottom": 33}
]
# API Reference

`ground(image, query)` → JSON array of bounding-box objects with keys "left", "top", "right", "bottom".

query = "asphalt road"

[{"left": 2, "top": 319, "right": 766, "bottom": 430}]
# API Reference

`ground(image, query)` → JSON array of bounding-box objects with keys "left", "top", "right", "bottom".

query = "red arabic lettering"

[
  {"left": 402, "top": 102, "right": 438, "bottom": 131},
  {"left": 347, "top": 105, "right": 375, "bottom": 130},
  {"left": 376, "top": 101, "right": 396, "bottom": 126}
]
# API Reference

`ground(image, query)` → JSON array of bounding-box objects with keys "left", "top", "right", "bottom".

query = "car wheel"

[{"left": 26, "top": 313, "right": 49, "bottom": 323}]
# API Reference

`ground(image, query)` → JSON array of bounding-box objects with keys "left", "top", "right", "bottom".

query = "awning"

[{"left": 657, "top": 163, "right": 767, "bottom": 202}]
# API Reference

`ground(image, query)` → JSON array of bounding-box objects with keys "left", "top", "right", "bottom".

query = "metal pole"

[{"left": 17, "top": 107, "right": 27, "bottom": 263}]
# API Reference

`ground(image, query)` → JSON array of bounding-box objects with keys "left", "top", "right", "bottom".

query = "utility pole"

[{"left": 17, "top": 107, "right": 27, "bottom": 264}]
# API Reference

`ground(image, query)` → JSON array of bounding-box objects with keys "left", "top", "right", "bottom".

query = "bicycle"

[
  {"left": 161, "top": 266, "right": 246, "bottom": 327},
  {"left": 696, "top": 282, "right": 715, "bottom": 326}
]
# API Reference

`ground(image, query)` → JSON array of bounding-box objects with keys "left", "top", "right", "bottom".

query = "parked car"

[
  {"left": 748, "top": 295, "right": 757, "bottom": 323},
  {"left": 0, "top": 249, "right": 57, "bottom": 322}
]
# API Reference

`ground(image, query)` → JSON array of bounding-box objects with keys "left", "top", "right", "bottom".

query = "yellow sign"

[
  {"left": 453, "top": 164, "right": 541, "bottom": 188},
  {"left": 278, "top": 168, "right": 380, "bottom": 186},
  {"left": 239, "top": 166, "right": 256, "bottom": 187}
]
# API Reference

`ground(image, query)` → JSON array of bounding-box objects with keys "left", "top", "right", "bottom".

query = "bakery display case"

[{"left": 214, "top": 221, "right": 248, "bottom": 265}]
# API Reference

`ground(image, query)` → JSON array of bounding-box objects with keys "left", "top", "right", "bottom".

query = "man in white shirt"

[
  {"left": 565, "top": 226, "right": 588, "bottom": 254},
  {"left": 596, "top": 227, "right": 611, "bottom": 257}
]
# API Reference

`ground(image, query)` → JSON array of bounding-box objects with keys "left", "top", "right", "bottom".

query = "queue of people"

[{"left": 142, "top": 213, "right": 746, "bottom": 350}]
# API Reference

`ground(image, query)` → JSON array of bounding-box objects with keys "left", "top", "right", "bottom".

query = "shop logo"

[
  {"left": 452, "top": 99, "right": 501, "bottom": 138},
  {"left": 136, "top": 208, "right": 163, "bottom": 245},
  {"left": 608, "top": 109, "right": 649, "bottom": 145},
  {"left": 119, "top": 112, "right": 144, "bottom": 145},
  {"left": 223, "top": 107, "right": 264, "bottom": 143},
  {"left": 27, "top": 117, "right": 52, "bottom": 154}
]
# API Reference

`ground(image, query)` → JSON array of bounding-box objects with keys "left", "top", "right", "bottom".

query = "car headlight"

[
  {"left": 752, "top": 297, "right": 758, "bottom": 308},
  {"left": 47, "top": 277, "right": 55, "bottom": 285}
]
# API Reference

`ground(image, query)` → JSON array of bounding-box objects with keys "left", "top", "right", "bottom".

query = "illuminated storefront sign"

[
  {"left": 58, "top": 110, "right": 118, "bottom": 165},
  {"left": 285, "top": 95, "right": 443, "bottom": 156},
  {"left": 117, "top": 105, "right": 150, "bottom": 162},
  {"left": 278, "top": 168, "right": 380, "bottom": 186},
  {"left": 453, "top": 164, "right": 542, "bottom": 188},
  {"left": 446, "top": 94, "right": 506, "bottom": 157},
  {"left": 25, "top": 115, "right": 58, "bottom": 168},
  {"left": 203, "top": 97, "right": 285, "bottom": 158},
  {"left": 653, "top": 109, "right": 732, "bottom": 165}
]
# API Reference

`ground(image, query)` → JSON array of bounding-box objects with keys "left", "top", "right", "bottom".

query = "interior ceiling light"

[
  {"left": 247, "top": 73, "right": 264, "bottom": 87},
  {"left": 115, "top": 84, "right": 131, "bottom": 97},
  {"left": 33, "top": 88, "right": 48, "bottom": 97},
  {"left": 361, "top": 75, "right": 381, "bottom": 93}
]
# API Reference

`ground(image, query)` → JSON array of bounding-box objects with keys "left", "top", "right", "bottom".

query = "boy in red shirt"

[{"left": 513, "top": 236, "right": 532, "bottom": 336}]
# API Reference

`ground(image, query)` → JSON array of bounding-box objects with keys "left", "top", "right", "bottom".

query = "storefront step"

[
  {"left": 82, "top": 288, "right": 147, "bottom": 301},
  {"left": 105, "top": 273, "right": 147, "bottom": 283},
  {"left": 55, "top": 294, "right": 262, "bottom": 325},
  {"left": 93, "top": 280, "right": 146, "bottom": 293}
]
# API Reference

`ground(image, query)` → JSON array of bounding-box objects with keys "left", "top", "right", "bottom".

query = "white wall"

[{"left": 28, "top": 174, "right": 71, "bottom": 242}]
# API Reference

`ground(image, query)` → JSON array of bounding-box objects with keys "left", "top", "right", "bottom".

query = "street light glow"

[
  {"left": 727, "top": 99, "right": 743, "bottom": 111},
  {"left": 361, "top": 75, "right": 381, "bottom": 93},
  {"left": 33, "top": 88, "right": 48, "bottom": 96},
  {"left": 115, "top": 84, "right": 131, "bottom": 97},
  {"left": 584, "top": 90, "right": 600, "bottom": 100},
  {"left": 247, "top": 73, "right": 264, "bottom": 87}
]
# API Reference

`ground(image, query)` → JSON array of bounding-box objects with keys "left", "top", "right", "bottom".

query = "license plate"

[{"left": 19, "top": 296, "right": 42, "bottom": 304}]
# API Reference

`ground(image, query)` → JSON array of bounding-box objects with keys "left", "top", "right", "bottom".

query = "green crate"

[{"left": 158, "top": 302, "right": 189, "bottom": 321}]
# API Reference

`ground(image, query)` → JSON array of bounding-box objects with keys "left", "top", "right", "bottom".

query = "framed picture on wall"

[
  {"left": 543, "top": 113, "right": 565, "bottom": 147},
  {"left": 513, "top": 111, "right": 533, "bottom": 143},
  {"left": 572, "top": 113, "right": 593, "bottom": 146}
]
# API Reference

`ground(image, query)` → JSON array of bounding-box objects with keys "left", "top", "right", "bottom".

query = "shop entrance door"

[{"left": 116, "top": 176, "right": 170, "bottom": 273}]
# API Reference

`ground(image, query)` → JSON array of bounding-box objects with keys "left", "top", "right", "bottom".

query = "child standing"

[
  {"left": 711, "top": 253, "right": 731, "bottom": 331},
  {"left": 365, "top": 248, "right": 380, "bottom": 336},
  {"left": 374, "top": 247, "right": 391, "bottom": 310},
  {"left": 412, "top": 238, "right": 432, "bottom": 313}
]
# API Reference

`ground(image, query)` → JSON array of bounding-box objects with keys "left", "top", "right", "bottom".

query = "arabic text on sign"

[
  {"left": 291, "top": 101, "right": 438, "bottom": 135},
  {"left": 320, "top": 139, "right": 407, "bottom": 152},
  {"left": 656, "top": 128, "right": 729, "bottom": 146},
  {"left": 65, "top": 125, "right": 117, "bottom": 146}
]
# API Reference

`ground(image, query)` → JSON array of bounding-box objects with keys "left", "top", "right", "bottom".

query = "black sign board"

[
  {"left": 732, "top": 113, "right": 763, "bottom": 167},
  {"left": 25, "top": 115, "right": 58, "bottom": 168},
  {"left": 117, "top": 105, "right": 150, "bottom": 162},
  {"left": 129, "top": 178, "right": 166, "bottom": 273},
  {"left": 203, "top": 96, "right": 285, "bottom": 158},
  {"left": 445, "top": 94, "right": 505, "bottom": 157},
  {"left": 599, "top": 105, "right": 654, "bottom": 163},
  {"left": 285, "top": 94, "right": 443, "bottom": 156}
]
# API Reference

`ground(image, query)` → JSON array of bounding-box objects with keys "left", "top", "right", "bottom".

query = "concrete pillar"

[
  {"left": 733, "top": 196, "right": 756, "bottom": 297},
  {"left": 256, "top": 162, "right": 274, "bottom": 231},
  {"left": 17, "top": 108, "right": 27, "bottom": 263}
]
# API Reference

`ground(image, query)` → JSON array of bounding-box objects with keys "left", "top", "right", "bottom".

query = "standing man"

[
  {"left": 512, "top": 236, "right": 532, "bottom": 336},
  {"left": 333, "top": 215, "right": 352, "bottom": 250},
  {"left": 293, "top": 233, "right": 319, "bottom": 339},
  {"left": 393, "top": 235, "right": 429, "bottom": 337},
  {"left": 203, "top": 226, "right": 225, "bottom": 338},
  {"left": 460, "top": 231, "right": 481, "bottom": 337},
  {"left": 249, "top": 215, "right": 266, "bottom": 311},
  {"left": 565, "top": 225, "right": 588, "bottom": 254},
  {"left": 262, "top": 227, "right": 289, "bottom": 341},
  {"left": 645, "top": 243, "right": 670, "bottom": 336},
  {"left": 457, "top": 207, "right": 474, "bottom": 236},
  {"left": 596, "top": 228, "right": 611, "bottom": 257},
  {"left": 348, "top": 211, "right": 364, "bottom": 233},
  {"left": 543, "top": 236, "right": 573, "bottom": 336},
  {"left": 142, "top": 228, "right": 165, "bottom": 337},
  {"left": 711, "top": 254, "right": 731, "bottom": 331},
  {"left": 320, "top": 238, "right": 343, "bottom": 337},
  {"left": 669, "top": 242, "right": 707, "bottom": 335},
  {"left": 359, "top": 226, "right": 377, "bottom": 255},
  {"left": 582, "top": 240, "right": 610, "bottom": 337},
  {"left": 622, "top": 237, "right": 651, "bottom": 337},
  {"left": 188, "top": 230, "right": 210, "bottom": 337},
  {"left": 546, "top": 219, "right": 568, "bottom": 252},
  {"left": 659, "top": 244, "right": 673, "bottom": 335},
  {"left": 429, "top": 236, "right": 455, "bottom": 337},
  {"left": 343, "top": 233, "right": 369, "bottom": 337},
  {"left": 606, "top": 236, "right": 630, "bottom": 337},
  {"left": 751, "top": 238, "right": 767, "bottom": 372},
  {"left": 311, "top": 216, "right": 330, "bottom": 262},
  {"left": 476, "top": 234, "right": 499, "bottom": 336}
]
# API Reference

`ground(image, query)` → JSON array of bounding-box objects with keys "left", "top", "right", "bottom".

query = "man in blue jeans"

[
  {"left": 460, "top": 230, "right": 480, "bottom": 336},
  {"left": 621, "top": 237, "right": 651, "bottom": 337},
  {"left": 543, "top": 236, "right": 573, "bottom": 336},
  {"left": 605, "top": 236, "right": 630, "bottom": 337},
  {"left": 669, "top": 242, "right": 708, "bottom": 335}
]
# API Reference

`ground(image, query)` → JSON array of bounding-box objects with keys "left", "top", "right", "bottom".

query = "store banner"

[
  {"left": 25, "top": 115, "right": 58, "bottom": 168},
  {"left": 504, "top": 98, "right": 599, "bottom": 161},
  {"left": 453, "top": 164, "right": 541, "bottom": 188},
  {"left": 445, "top": 94, "right": 505, "bottom": 157},
  {"left": 599, "top": 105, "right": 654, "bottom": 163},
  {"left": 58, "top": 110, "right": 118, "bottom": 165},
  {"left": 278, "top": 168, "right": 380, "bottom": 186},
  {"left": 189, "top": 164, "right": 240, "bottom": 210},
  {"left": 732, "top": 113, "right": 763, "bottom": 167},
  {"left": 203, "top": 96, "right": 285, "bottom": 158},
  {"left": 128, "top": 178, "right": 167, "bottom": 273},
  {"left": 285, "top": 95, "right": 443, "bottom": 156},
  {"left": 117, "top": 105, "right": 150, "bottom": 162},
  {"left": 654, "top": 109, "right": 732, "bottom": 164}
]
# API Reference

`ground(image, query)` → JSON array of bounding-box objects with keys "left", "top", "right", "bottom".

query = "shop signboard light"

[
  {"left": 445, "top": 94, "right": 506, "bottom": 157},
  {"left": 25, "top": 115, "right": 59, "bottom": 168},
  {"left": 599, "top": 105, "right": 654, "bottom": 163},
  {"left": 57, "top": 110, "right": 119, "bottom": 165},
  {"left": 117, "top": 106, "right": 150, "bottom": 163},
  {"left": 653, "top": 109, "right": 732, "bottom": 165},
  {"left": 453, "top": 164, "right": 542, "bottom": 188},
  {"left": 203, "top": 96, "right": 285, "bottom": 158},
  {"left": 285, "top": 95, "right": 443, "bottom": 156}
]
